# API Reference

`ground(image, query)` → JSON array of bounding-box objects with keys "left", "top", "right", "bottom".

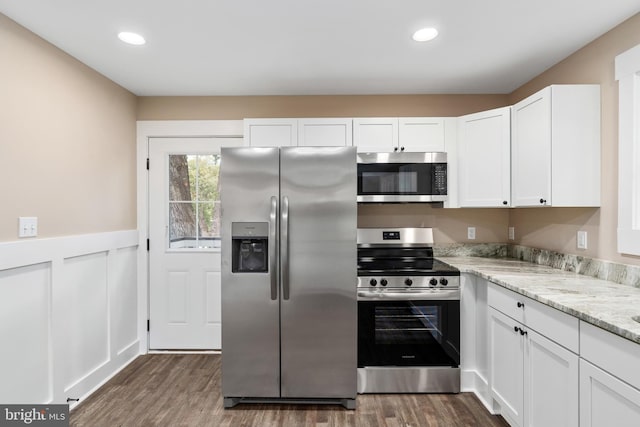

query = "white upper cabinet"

[
  {"left": 245, "top": 118, "right": 352, "bottom": 147},
  {"left": 244, "top": 119, "right": 297, "bottom": 147},
  {"left": 353, "top": 117, "right": 447, "bottom": 153},
  {"left": 353, "top": 118, "right": 399, "bottom": 152},
  {"left": 458, "top": 107, "right": 511, "bottom": 207},
  {"left": 297, "top": 118, "right": 352, "bottom": 146},
  {"left": 511, "top": 85, "right": 601, "bottom": 207},
  {"left": 398, "top": 118, "right": 446, "bottom": 152}
]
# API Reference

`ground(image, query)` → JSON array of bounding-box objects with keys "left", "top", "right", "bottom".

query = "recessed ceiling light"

[
  {"left": 118, "top": 31, "right": 146, "bottom": 46},
  {"left": 412, "top": 27, "right": 438, "bottom": 42}
]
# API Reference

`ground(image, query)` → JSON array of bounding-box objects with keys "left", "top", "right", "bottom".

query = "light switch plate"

[
  {"left": 508, "top": 227, "right": 515, "bottom": 240},
  {"left": 18, "top": 217, "right": 38, "bottom": 238},
  {"left": 577, "top": 231, "right": 587, "bottom": 249},
  {"left": 467, "top": 227, "right": 476, "bottom": 240}
]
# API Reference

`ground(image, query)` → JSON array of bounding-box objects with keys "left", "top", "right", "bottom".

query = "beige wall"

[
  {"left": 358, "top": 204, "right": 509, "bottom": 243},
  {"left": 508, "top": 13, "right": 640, "bottom": 265},
  {"left": 0, "top": 14, "right": 137, "bottom": 241},
  {"left": 137, "top": 94, "right": 509, "bottom": 120}
]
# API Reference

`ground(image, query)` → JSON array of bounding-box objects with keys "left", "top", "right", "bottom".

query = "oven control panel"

[{"left": 358, "top": 276, "right": 459, "bottom": 289}]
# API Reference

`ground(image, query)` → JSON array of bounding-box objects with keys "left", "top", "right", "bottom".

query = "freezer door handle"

[
  {"left": 281, "top": 196, "right": 290, "bottom": 300},
  {"left": 269, "top": 196, "right": 278, "bottom": 300}
]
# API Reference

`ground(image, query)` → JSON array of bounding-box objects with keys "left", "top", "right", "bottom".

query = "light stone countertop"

[{"left": 441, "top": 256, "right": 640, "bottom": 345}]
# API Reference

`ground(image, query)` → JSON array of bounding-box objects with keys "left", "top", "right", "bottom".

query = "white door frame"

[{"left": 136, "top": 120, "right": 244, "bottom": 352}]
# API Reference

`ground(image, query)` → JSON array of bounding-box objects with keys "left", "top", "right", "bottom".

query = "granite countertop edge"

[{"left": 440, "top": 256, "right": 640, "bottom": 346}]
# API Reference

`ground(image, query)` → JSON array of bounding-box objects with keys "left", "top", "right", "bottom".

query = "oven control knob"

[
  {"left": 440, "top": 278, "right": 449, "bottom": 286},
  {"left": 369, "top": 279, "right": 377, "bottom": 286},
  {"left": 405, "top": 278, "right": 413, "bottom": 286},
  {"left": 380, "top": 279, "right": 388, "bottom": 287},
  {"left": 429, "top": 278, "right": 438, "bottom": 286}
]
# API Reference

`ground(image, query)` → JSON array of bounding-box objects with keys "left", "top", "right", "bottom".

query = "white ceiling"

[{"left": 1, "top": 1, "right": 638, "bottom": 96}]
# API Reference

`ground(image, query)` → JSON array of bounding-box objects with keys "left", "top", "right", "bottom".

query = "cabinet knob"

[
  {"left": 539, "top": 198, "right": 547, "bottom": 204},
  {"left": 393, "top": 147, "right": 398, "bottom": 152},
  {"left": 514, "top": 326, "right": 519, "bottom": 333},
  {"left": 502, "top": 201, "right": 508, "bottom": 205},
  {"left": 401, "top": 146, "right": 405, "bottom": 151},
  {"left": 517, "top": 301, "right": 524, "bottom": 308}
]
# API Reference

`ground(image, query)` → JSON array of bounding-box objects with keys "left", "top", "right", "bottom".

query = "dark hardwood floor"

[{"left": 70, "top": 354, "right": 508, "bottom": 427}]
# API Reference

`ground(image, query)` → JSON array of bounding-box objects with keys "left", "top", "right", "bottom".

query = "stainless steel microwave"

[{"left": 357, "top": 152, "right": 447, "bottom": 203}]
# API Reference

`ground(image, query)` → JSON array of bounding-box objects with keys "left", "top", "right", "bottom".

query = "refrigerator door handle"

[
  {"left": 269, "top": 196, "right": 278, "bottom": 300},
  {"left": 281, "top": 195, "right": 290, "bottom": 300}
]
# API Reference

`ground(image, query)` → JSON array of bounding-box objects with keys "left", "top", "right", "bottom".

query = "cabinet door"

[
  {"left": 353, "top": 118, "right": 398, "bottom": 152},
  {"left": 580, "top": 359, "right": 640, "bottom": 427},
  {"left": 511, "top": 87, "right": 551, "bottom": 207},
  {"left": 525, "top": 329, "right": 578, "bottom": 427},
  {"left": 458, "top": 107, "right": 511, "bottom": 207},
  {"left": 244, "top": 119, "right": 297, "bottom": 147},
  {"left": 297, "top": 118, "right": 352, "bottom": 146},
  {"left": 398, "top": 118, "right": 445, "bottom": 152},
  {"left": 489, "top": 308, "right": 524, "bottom": 427}
]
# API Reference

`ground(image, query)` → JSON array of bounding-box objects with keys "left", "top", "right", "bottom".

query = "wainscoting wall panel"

[
  {"left": 61, "top": 252, "right": 110, "bottom": 393},
  {"left": 112, "top": 246, "right": 138, "bottom": 355},
  {"left": 0, "top": 230, "right": 139, "bottom": 407},
  {"left": 0, "top": 263, "right": 52, "bottom": 404}
]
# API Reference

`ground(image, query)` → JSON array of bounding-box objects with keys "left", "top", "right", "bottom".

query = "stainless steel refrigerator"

[{"left": 220, "top": 146, "right": 357, "bottom": 409}]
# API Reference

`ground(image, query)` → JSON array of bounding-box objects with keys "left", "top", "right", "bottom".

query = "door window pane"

[
  {"left": 169, "top": 202, "right": 196, "bottom": 248},
  {"left": 169, "top": 155, "right": 197, "bottom": 201},
  {"left": 168, "top": 154, "right": 221, "bottom": 249}
]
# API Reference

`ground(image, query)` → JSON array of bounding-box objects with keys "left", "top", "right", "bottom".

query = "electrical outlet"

[
  {"left": 467, "top": 227, "right": 476, "bottom": 240},
  {"left": 18, "top": 217, "right": 38, "bottom": 238},
  {"left": 577, "top": 231, "right": 587, "bottom": 250},
  {"left": 508, "top": 227, "right": 515, "bottom": 240}
]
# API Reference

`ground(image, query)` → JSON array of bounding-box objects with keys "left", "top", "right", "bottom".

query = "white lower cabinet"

[
  {"left": 579, "top": 321, "right": 640, "bottom": 427},
  {"left": 488, "top": 285, "right": 579, "bottom": 427},
  {"left": 580, "top": 359, "right": 640, "bottom": 427},
  {"left": 474, "top": 281, "right": 640, "bottom": 427},
  {"left": 489, "top": 308, "right": 524, "bottom": 425},
  {"left": 525, "top": 328, "right": 579, "bottom": 427}
]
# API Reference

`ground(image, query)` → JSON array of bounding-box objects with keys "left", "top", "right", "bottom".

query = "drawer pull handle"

[{"left": 517, "top": 302, "right": 524, "bottom": 308}]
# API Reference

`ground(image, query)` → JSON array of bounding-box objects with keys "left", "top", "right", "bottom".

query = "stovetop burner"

[{"left": 357, "top": 228, "right": 460, "bottom": 290}]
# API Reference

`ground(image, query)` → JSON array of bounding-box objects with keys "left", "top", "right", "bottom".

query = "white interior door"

[{"left": 148, "top": 137, "right": 242, "bottom": 349}]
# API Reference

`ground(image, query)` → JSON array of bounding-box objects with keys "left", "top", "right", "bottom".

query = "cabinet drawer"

[
  {"left": 488, "top": 283, "right": 526, "bottom": 323},
  {"left": 581, "top": 321, "right": 640, "bottom": 390},
  {"left": 488, "top": 283, "right": 579, "bottom": 353}
]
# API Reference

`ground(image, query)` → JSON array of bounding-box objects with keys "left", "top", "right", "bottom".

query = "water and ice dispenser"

[{"left": 231, "top": 222, "right": 269, "bottom": 273}]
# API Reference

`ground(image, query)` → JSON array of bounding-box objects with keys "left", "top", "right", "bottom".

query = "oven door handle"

[{"left": 357, "top": 289, "right": 460, "bottom": 301}]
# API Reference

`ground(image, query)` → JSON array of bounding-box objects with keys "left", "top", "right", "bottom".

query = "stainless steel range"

[{"left": 357, "top": 227, "right": 461, "bottom": 394}]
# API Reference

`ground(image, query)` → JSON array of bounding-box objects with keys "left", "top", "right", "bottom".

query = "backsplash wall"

[{"left": 357, "top": 204, "right": 509, "bottom": 244}]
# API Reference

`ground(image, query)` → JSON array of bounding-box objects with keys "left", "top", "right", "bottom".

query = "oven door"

[{"left": 358, "top": 298, "right": 460, "bottom": 368}]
